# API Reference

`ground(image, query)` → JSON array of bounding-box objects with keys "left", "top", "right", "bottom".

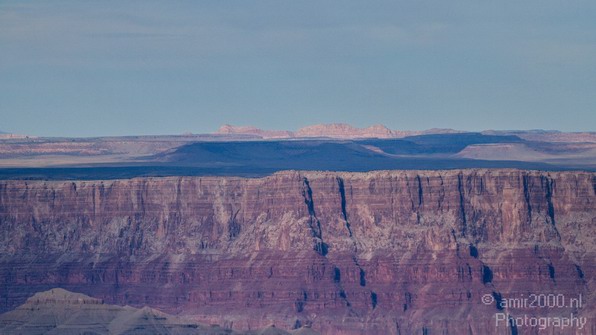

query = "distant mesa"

[
  {"left": 295, "top": 123, "right": 395, "bottom": 138},
  {"left": 217, "top": 124, "right": 294, "bottom": 139},
  {"left": 215, "top": 123, "right": 463, "bottom": 139},
  {"left": 481, "top": 129, "right": 596, "bottom": 143}
]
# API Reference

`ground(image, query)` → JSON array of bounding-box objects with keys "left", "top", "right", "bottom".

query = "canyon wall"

[{"left": 0, "top": 169, "right": 594, "bottom": 334}]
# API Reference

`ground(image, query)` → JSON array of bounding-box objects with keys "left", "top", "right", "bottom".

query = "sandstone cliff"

[{"left": 0, "top": 170, "right": 594, "bottom": 334}]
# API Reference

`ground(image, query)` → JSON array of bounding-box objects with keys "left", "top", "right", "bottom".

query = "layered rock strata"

[{"left": 0, "top": 170, "right": 594, "bottom": 334}]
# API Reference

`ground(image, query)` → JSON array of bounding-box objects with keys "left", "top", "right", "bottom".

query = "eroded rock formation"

[
  {"left": 0, "top": 288, "right": 317, "bottom": 335},
  {"left": 0, "top": 170, "right": 594, "bottom": 334}
]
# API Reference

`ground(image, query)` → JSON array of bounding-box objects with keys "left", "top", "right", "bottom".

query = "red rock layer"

[{"left": 0, "top": 169, "right": 594, "bottom": 334}]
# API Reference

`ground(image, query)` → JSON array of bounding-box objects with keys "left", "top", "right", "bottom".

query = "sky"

[{"left": 1, "top": 1, "right": 595, "bottom": 137}]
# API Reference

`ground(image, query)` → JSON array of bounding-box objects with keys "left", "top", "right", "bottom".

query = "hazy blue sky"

[{"left": 1, "top": 1, "right": 595, "bottom": 136}]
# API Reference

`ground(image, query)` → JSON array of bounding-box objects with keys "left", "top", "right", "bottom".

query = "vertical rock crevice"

[
  {"left": 338, "top": 177, "right": 368, "bottom": 290},
  {"left": 469, "top": 244, "right": 479, "bottom": 258},
  {"left": 359, "top": 268, "right": 366, "bottom": 287},
  {"left": 336, "top": 177, "right": 352, "bottom": 237},
  {"left": 481, "top": 264, "right": 493, "bottom": 284},
  {"left": 403, "top": 292, "right": 413, "bottom": 311},
  {"left": 370, "top": 291, "right": 378, "bottom": 309},
  {"left": 575, "top": 264, "right": 585, "bottom": 280},
  {"left": 333, "top": 267, "right": 341, "bottom": 283},
  {"left": 509, "top": 315, "right": 519, "bottom": 335},
  {"left": 541, "top": 175, "right": 561, "bottom": 240},
  {"left": 542, "top": 176, "right": 556, "bottom": 226},
  {"left": 302, "top": 177, "right": 328, "bottom": 256},
  {"left": 522, "top": 174, "right": 533, "bottom": 225},
  {"left": 415, "top": 175, "right": 423, "bottom": 207},
  {"left": 457, "top": 173, "right": 468, "bottom": 237},
  {"left": 547, "top": 263, "right": 556, "bottom": 282},
  {"left": 227, "top": 208, "right": 241, "bottom": 241},
  {"left": 492, "top": 291, "right": 504, "bottom": 311}
]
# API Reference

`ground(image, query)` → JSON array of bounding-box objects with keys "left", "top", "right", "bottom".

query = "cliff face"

[{"left": 0, "top": 170, "right": 594, "bottom": 334}]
